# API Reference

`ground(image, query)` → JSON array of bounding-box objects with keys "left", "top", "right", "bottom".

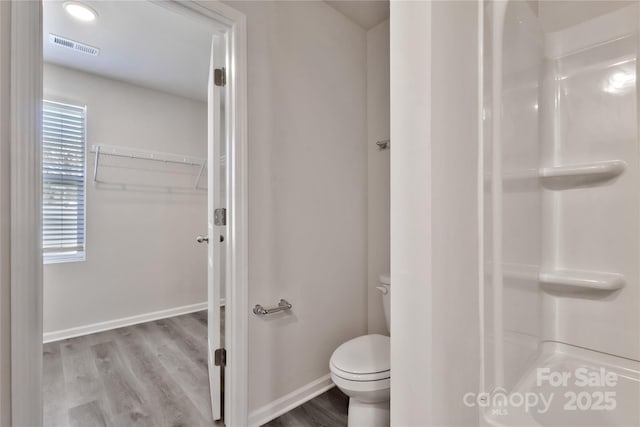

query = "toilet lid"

[{"left": 330, "top": 334, "right": 390, "bottom": 375}]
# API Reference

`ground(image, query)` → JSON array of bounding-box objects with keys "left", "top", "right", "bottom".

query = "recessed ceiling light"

[{"left": 63, "top": 2, "right": 97, "bottom": 22}]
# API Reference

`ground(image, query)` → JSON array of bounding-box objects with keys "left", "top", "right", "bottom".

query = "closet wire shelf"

[{"left": 90, "top": 144, "right": 207, "bottom": 189}]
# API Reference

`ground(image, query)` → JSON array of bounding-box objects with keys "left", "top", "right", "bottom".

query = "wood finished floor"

[
  {"left": 263, "top": 388, "right": 348, "bottom": 427},
  {"left": 43, "top": 310, "right": 220, "bottom": 427},
  {"left": 43, "top": 310, "right": 347, "bottom": 427}
]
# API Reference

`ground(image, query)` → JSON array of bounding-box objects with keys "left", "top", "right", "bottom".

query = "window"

[{"left": 42, "top": 100, "right": 87, "bottom": 263}]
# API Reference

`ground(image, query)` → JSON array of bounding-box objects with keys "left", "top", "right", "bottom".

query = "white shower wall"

[
  {"left": 540, "top": 3, "right": 640, "bottom": 361},
  {"left": 492, "top": 0, "right": 544, "bottom": 390},
  {"left": 483, "top": 1, "right": 640, "bottom": 425}
]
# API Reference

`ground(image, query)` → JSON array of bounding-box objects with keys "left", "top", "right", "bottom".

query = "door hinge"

[
  {"left": 214, "top": 67, "right": 226, "bottom": 87},
  {"left": 214, "top": 348, "right": 226, "bottom": 367},
  {"left": 214, "top": 208, "right": 226, "bottom": 226}
]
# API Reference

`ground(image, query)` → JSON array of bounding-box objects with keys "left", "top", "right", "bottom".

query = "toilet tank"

[{"left": 378, "top": 274, "right": 390, "bottom": 333}]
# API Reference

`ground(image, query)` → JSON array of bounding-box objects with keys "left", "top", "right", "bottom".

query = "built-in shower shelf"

[
  {"left": 539, "top": 160, "right": 626, "bottom": 188},
  {"left": 539, "top": 270, "right": 625, "bottom": 292}
]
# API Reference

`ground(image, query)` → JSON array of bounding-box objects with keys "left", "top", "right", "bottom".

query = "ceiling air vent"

[{"left": 49, "top": 34, "right": 99, "bottom": 56}]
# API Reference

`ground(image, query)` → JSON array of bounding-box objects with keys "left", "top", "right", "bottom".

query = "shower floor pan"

[{"left": 483, "top": 342, "right": 640, "bottom": 427}]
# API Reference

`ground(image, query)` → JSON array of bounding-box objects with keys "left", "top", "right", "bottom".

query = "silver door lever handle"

[{"left": 196, "top": 235, "right": 209, "bottom": 243}]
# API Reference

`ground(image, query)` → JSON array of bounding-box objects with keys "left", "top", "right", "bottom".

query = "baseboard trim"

[
  {"left": 43, "top": 301, "right": 211, "bottom": 343},
  {"left": 248, "top": 374, "right": 335, "bottom": 427}
]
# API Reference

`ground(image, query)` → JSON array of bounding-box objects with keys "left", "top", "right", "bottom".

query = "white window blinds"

[{"left": 42, "top": 100, "right": 86, "bottom": 263}]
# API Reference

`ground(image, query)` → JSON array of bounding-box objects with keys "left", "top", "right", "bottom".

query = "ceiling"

[
  {"left": 43, "top": 1, "right": 218, "bottom": 101},
  {"left": 325, "top": 0, "right": 389, "bottom": 30},
  {"left": 44, "top": 1, "right": 389, "bottom": 101}
]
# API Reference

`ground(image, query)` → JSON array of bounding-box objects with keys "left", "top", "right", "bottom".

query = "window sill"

[{"left": 44, "top": 252, "right": 86, "bottom": 265}]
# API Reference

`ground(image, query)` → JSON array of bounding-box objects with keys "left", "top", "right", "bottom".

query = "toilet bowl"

[{"left": 330, "top": 274, "right": 390, "bottom": 426}]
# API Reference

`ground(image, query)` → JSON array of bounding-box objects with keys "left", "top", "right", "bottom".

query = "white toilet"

[{"left": 330, "top": 274, "right": 390, "bottom": 427}]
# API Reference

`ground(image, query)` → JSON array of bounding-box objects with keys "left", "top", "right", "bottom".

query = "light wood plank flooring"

[
  {"left": 263, "top": 388, "right": 348, "bottom": 427},
  {"left": 43, "top": 311, "right": 218, "bottom": 427},
  {"left": 43, "top": 310, "right": 347, "bottom": 427}
]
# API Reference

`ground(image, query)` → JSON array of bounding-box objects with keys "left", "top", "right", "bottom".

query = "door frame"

[{"left": 3, "top": 0, "right": 248, "bottom": 425}]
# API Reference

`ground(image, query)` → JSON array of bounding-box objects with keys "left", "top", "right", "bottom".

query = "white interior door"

[{"left": 207, "top": 35, "right": 224, "bottom": 422}]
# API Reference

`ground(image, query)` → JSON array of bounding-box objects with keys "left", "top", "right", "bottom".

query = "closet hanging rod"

[
  {"left": 90, "top": 144, "right": 206, "bottom": 166},
  {"left": 90, "top": 144, "right": 207, "bottom": 187}
]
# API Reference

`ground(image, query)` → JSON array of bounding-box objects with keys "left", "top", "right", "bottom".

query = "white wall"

[
  {"left": 223, "top": 0, "right": 368, "bottom": 417},
  {"left": 43, "top": 63, "right": 208, "bottom": 334},
  {"left": 0, "top": 2, "right": 10, "bottom": 424},
  {"left": 391, "top": 1, "right": 480, "bottom": 425},
  {"left": 367, "top": 19, "right": 390, "bottom": 335},
  {"left": 390, "top": 2, "right": 434, "bottom": 423},
  {"left": 430, "top": 2, "right": 481, "bottom": 423}
]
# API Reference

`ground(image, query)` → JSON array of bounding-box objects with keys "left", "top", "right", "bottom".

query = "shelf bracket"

[
  {"left": 194, "top": 160, "right": 206, "bottom": 190},
  {"left": 93, "top": 145, "right": 101, "bottom": 183}
]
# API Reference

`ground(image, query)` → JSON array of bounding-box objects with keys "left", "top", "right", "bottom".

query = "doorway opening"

[{"left": 6, "top": 1, "right": 247, "bottom": 426}]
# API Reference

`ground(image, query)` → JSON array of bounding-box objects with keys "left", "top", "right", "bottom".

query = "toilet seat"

[
  {"left": 331, "top": 365, "right": 390, "bottom": 382},
  {"left": 330, "top": 334, "right": 390, "bottom": 382}
]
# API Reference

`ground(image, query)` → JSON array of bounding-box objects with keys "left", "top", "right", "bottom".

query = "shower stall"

[{"left": 481, "top": 1, "right": 640, "bottom": 425}]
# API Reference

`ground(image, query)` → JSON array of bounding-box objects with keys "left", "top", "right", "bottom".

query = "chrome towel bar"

[{"left": 253, "top": 299, "right": 292, "bottom": 316}]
